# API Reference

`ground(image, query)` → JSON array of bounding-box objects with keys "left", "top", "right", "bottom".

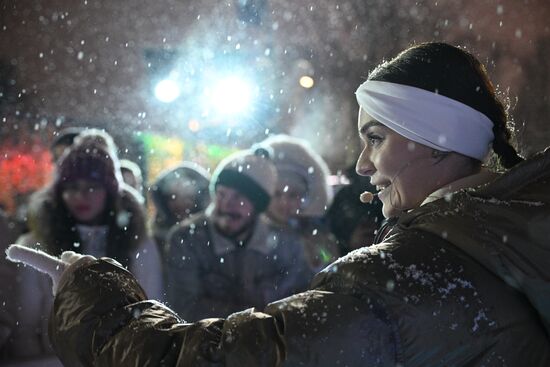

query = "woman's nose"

[{"left": 356, "top": 148, "right": 375, "bottom": 176}]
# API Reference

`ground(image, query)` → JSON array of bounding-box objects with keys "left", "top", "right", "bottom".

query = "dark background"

[{"left": 1, "top": 0, "right": 549, "bottom": 170}]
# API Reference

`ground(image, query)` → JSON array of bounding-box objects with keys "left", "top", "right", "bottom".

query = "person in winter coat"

[
  {"left": 164, "top": 149, "right": 311, "bottom": 320},
  {"left": 256, "top": 134, "right": 340, "bottom": 272},
  {"left": 4, "top": 136, "right": 163, "bottom": 366},
  {"left": 7, "top": 41, "right": 550, "bottom": 366},
  {"left": 149, "top": 162, "right": 211, "bottom": 255}
]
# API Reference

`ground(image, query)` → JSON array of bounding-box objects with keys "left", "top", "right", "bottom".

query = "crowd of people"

[
  {"left": 0, "top": 121, "right": 383, "bottom": 366},
  {"left": 2, "top": 41, "right": 550, "bottom": 366}
]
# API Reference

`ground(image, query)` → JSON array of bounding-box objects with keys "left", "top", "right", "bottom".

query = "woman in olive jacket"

[{"left": 11, "top": 42, "right": 550, "bottom": 366}]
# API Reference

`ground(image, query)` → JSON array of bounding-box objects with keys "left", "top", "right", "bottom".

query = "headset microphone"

[{"left": 359, "top": 191, "right": 376, "bottom": 204}]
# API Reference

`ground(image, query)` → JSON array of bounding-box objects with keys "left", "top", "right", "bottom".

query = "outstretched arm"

[{"left": 7, "top": 245, "right": 397, "bottom": 366}]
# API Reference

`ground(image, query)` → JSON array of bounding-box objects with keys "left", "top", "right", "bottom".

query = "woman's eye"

[{"left": 366, "top": 133, "right": 383, "bottom": 146}]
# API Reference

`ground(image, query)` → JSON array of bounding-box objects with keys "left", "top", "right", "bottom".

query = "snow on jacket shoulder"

[{"left": 399, "top": 146, "right": 550, "bottom": 335}]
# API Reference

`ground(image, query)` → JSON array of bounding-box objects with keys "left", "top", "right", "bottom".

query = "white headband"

[{"left": 355, "top": 80, "right": 494, "bottom": 161}]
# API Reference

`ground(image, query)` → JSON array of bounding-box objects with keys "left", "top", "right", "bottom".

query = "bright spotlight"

[
  {"left": 154, "top": 79, "right": 181, "bottom": 103},
  {"left": 299, "top": 75, "right": 314, "bottom": 89},
  {"left": 209, "top": 76, "right": 253, "bottom": 116}
]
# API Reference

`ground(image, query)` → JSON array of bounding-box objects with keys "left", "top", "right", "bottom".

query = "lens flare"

[
  {"left": 205, "top": 76, "right": 254, "bottom": 116},
  {"left": 154, "top": 79, "right": 181, "bottom": 103}
]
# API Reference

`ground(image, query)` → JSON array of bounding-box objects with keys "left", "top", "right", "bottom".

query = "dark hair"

[
  {"left": 368, "top": 42, "right": 523, "bottom": 169},
  {"left": 150, "top": 163, "right": 211, "bottom": 247}
]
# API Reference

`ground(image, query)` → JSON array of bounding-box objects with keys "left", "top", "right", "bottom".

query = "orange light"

[{"left": 188, "top": 119, "right": 201, "bottom": 132}]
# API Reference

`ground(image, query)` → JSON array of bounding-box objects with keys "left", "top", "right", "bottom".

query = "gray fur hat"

[{"left": 256, "top": 134, "right": 332, "bottom": 216}]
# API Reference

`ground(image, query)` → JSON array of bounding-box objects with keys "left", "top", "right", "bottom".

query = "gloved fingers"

[
  {"left": 60, "top": 250, "right": 95, "bottom": 265},
  {"left": 60, "top": 250, "right": 78, "bottom": 262},
  {"left": 5, "top": 244, "right": 66, "bottom": 278}
]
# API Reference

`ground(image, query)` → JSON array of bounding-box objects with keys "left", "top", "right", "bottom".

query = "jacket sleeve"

[{"left": 49, "top": 258, "right": 397, "bottom": 366}]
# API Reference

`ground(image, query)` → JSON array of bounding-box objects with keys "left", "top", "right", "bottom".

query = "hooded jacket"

[
  {"left": 150, "top": 163, "right": 211, "bottom": 254},
  {"left": 48, "top": 148, "right": 550, "bottom": 366}
]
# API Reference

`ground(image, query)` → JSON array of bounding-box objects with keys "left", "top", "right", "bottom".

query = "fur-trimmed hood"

[
  {"left": 149, "top": 162, "right": 210, "bottom": 244},
  {"left": 256, "top": 134, "right": 332, "bottom": 217}
]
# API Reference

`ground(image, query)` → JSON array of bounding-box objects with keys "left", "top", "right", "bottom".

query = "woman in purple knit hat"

[{"left": 4, "top": 133, "right": 163, "bottom": 367}]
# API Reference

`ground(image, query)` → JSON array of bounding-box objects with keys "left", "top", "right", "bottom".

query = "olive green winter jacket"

[{"left": 49, "top": 148, "right": 550, "bottom": 366}]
